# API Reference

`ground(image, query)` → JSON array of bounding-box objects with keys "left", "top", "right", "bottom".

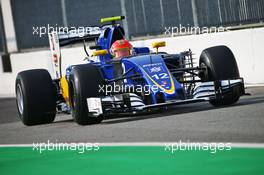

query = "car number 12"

[{"left": 151, "top": 73, "right": 169, "bottom": 80}]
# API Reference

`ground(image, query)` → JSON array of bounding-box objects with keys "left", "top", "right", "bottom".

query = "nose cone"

[{"left": 122, "top": 54, "right": 184, "bottom": 101}]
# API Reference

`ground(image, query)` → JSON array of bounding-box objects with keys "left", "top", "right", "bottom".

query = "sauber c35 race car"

[{"left": 15, "top": 16, "right": 246, "bottom": 125}]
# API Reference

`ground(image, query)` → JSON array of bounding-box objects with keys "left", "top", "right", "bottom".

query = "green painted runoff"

[{"left": 0, "top": 146, "right": 263, "bottom": 175}]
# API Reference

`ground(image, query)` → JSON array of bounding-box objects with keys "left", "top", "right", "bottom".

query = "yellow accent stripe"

[
  {"left": 140, "top": 67, "right": 175, "bottom": 94},
  {"left": 100, "top": 16, "right": 124, "bottom": 23},
  {"left": 60, "top": 76, "right": 69, "bottom": 104}
]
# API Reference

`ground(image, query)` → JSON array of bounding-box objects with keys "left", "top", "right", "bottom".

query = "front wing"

[{"left": 87, "top": 78, "right": 245, "bottom": 116}]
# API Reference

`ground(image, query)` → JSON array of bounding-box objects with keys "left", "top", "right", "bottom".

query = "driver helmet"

[{"left": 111, "top": 39, "right": 132, "bottom": 58}]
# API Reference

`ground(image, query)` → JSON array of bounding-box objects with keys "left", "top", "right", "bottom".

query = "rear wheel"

[
  {"left": 15, "top": 69, "right": 56, "bottom": 126},
  {"left": 199, "top": 45, "right": 242, "bottom": 106},
  {"left": 69, "top": 64, "right": 104, "bottom": 125}
]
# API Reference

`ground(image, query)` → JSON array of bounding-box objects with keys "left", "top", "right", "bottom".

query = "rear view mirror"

[
  {"left": 152, "top": 41, "right": 166, "bottom": 53},
  {"left": 92, "top": 50, "right": 108, "bottom": 57}
]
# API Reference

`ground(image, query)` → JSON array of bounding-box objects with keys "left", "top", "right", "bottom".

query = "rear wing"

[
  {"left": 56, "top": 27, "right": 101, "bottom": 46},
  {"left": 48, "top": 27, "right": 101, "bottom": 79},
  {"left": 48, "top": 16, "right": 125, "bottom": 79}
]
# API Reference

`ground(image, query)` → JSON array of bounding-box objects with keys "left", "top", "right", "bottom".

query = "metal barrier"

[{"left": 7, "top": 0, "right": 264, "bottom": 50}]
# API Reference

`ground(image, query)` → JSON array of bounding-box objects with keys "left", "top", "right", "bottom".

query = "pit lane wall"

[{"left": 0, "top": 27, "right": 264, "bottom": 97}]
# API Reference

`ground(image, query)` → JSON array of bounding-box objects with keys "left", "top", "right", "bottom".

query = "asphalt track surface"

[{"left": 0, "top": 87, "right": 263, "bottom": 144}]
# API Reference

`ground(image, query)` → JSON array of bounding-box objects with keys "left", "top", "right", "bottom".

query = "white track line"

[{"left": 0, "top": 142, "right": 264, "bottom": 148}]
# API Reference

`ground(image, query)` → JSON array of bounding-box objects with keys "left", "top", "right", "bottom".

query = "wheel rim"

[{"left": 16, "top": 84, "right": 24, "bottom": 115}]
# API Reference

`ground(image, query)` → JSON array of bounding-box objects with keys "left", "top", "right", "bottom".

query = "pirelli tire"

[
  {"left": 15, "top": 69, "right": 56, "bottom": 126},
  {"left": 199, "top": 45, "right": 242, "bottom": 106},
  {"left": 69, "top": 64, "right": 104, "bottom": 125}
]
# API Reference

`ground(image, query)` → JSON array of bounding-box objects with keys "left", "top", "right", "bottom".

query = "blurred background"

[{"left": 0, "top": 0, "right": 264, "bottom": 52}]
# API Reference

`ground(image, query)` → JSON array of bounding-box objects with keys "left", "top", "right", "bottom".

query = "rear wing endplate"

[{"left": 48, "top": 27, "right": 101, "bottom": 79}]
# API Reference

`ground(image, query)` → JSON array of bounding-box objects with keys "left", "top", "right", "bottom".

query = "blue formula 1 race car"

[{"left": 15, "top": 16, "right": 246, "bottom": 125}]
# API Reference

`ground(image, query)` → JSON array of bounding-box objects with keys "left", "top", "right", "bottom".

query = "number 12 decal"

[{"left": 152, "top": 73, "right": 169, "bottom": 80}]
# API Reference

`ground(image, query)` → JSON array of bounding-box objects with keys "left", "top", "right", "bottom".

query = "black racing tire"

[
  {"left": 15, "top": 69, "right": 56, "bottom": 126},
  {"left": 69, "top": 64, "right": 104, "bottom": 125},
  {"left": 199, "top": 45, "right": 241, "bottom": 106}
]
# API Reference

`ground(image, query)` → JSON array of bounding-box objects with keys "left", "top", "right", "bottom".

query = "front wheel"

[
  {"left": 69, "top": 64, "right": 104, "bottom": 125},
  {"left": 199, "top": 45, "right": 242, "bottom": 106}
]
